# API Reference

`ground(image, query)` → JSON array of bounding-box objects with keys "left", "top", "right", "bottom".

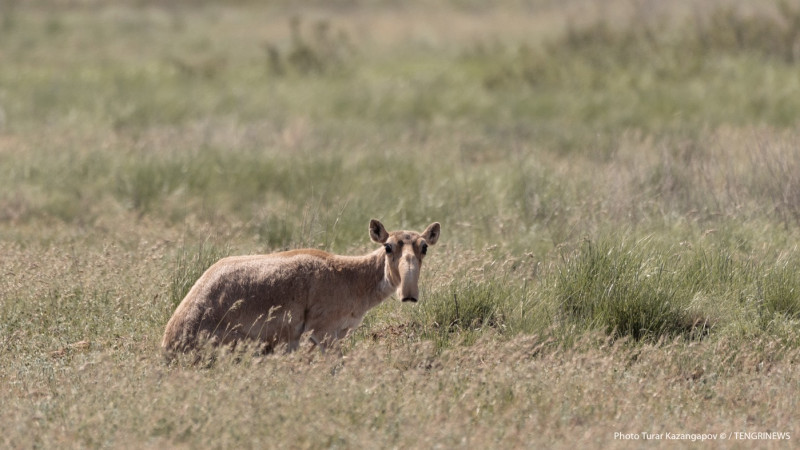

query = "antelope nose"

[{"left": 402, "top": 297, "right": 418, "bottom": 303}]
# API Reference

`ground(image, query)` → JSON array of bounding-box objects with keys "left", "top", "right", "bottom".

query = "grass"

[{"left": 2, "top": 0, "right": 800, "bottom": 447}]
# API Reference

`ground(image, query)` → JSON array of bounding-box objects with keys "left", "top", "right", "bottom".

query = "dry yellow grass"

[{"left": 3, "top": 330, "right": 798, "bottom": 448}]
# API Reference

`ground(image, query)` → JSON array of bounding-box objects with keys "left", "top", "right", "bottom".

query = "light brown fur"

[{"left": 162, "top": 219, "right": 440, "bottom": 354}]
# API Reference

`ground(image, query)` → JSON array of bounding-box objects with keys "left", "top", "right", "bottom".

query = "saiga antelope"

[{"left": 162, "top": 219, "right": 440, "bottom": 354}]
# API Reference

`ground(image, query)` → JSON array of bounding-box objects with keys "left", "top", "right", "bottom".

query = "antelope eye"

[
  {"left": 421, "top": 243, "right": 428, "bottom": 255},
  {"left": 384, "top": 243, "right": 393, "bottom": 254}
]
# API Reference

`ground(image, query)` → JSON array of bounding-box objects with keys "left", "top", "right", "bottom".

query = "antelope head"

[{"left": 369, "top": 219, "right": 440, "bottom": 303}]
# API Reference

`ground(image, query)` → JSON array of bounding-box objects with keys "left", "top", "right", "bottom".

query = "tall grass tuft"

[
  {"left": 265, "top": 17, "right": 354, "bottom": 77},
  {"left": 411, "top": 278, "right": 514, "bottom": 349},
  {"left": 761, "top": 259, "right": 800, "bottom": 319},
  {"left": 552, "top": 238, "right": 701, "bottom": 342},
  {"left": 168, "top": 242, "right": 230, "bottom": 308}
]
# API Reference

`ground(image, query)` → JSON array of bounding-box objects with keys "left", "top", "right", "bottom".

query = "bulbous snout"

[{"left": 398, "top": 254, "right": 420, "bottom": 303}]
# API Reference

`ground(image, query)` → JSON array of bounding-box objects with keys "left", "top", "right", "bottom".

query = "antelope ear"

[
  {"left": 369, "top": 219, "right": 389, "bottom": 243},
  {"left": 422, "top": 222, "right": 440, "bottom": 245}
]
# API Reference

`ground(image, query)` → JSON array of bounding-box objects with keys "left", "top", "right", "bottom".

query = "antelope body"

[{"left": 162, "top": 219, "right": 440, "bottom": 354}]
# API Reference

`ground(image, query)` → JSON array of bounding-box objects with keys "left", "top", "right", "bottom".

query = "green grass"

[
  {"left": 2, "top": 0, "right": 800, "bottom": 447},
  {"left": 168, "top": 242, "right": 231, "bottom": 308}
]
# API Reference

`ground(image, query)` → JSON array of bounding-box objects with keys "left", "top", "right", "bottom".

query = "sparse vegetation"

[
  {"left": 2, "top": 0, "right": 800, "bottom": 448},
  {"left": 265, "top": 17, "right": 355, "bottom": 76}
]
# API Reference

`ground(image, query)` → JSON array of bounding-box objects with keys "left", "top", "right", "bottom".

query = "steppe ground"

[{"left": 1, "top": 0, "right": 800, "bottom": 448}]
